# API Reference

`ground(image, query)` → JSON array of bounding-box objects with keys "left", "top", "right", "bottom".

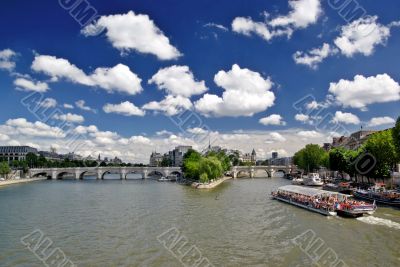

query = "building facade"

[
  {"left": 149, "top": 152, "right": 163, "bottom": 167},
  {"left": 0, "top": 146, "right": 38, "bottom": 162},
  {"left": 331, "top": 130, "right": 377, "bottom": 150},
  {"left": 239, "top": 149, "right": 257, "bottom": 164}
]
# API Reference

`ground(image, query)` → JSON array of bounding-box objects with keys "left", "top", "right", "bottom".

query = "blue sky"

[{"left": 0, "top": 0, "right": 399, "bottom": 162}]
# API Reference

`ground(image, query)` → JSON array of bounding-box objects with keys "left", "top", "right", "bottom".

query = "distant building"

[
  {"left": 149, "top": 152, "right": 163, "bottom": 167},
  {"left": 331, "top": 130, "right": 377, "bottom": 150},
  {"left": 0, "top": 146, "right": 38, "bottom": 162},
  {"left": 322, "top": 143, "right": 332, "bottom": 152},
  {"left": 269, "top": 156, "right": 293, "bottom": 166},
  {"left": 239, "top": 149, "right": 257, "bottom": 164},
  {"left": 39, "top": 151, "right": 63, "bottom": 162},
  {"left": 166, "top": 146, "right": 192, "bottom": 167},
  {"left": 272, "top": 152, "right": 278, "bottom": 159}
]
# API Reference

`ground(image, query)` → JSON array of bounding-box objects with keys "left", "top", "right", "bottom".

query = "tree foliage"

[
  {"left": 0, "top": 162, "right": 11, "bottom": 178},
  {"left": 293, "top": 144, "right": 328, "bottom": 172},
  {"left": 393, "top": 116, "right": 400, "bottom": 161}
]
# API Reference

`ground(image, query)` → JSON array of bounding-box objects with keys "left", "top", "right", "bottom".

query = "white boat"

[
  {"left": 304, "top": 173, "right": 324, "bottom": 186},
  {"left": 291, "top": 178, "right": 304, "bottom": 185},
  {"left": 158, "top": 177, "right": 171, "bottom": 182}
]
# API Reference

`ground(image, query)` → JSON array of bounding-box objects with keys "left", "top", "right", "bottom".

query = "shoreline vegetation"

[{"left": 0, "top": 177, "right": 46, "bottom": 188}]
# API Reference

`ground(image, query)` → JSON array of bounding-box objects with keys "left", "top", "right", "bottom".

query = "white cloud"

[
  {"left": 39, "top": 98, "right": 57, "bottom": 108},
  {"left": 259, "top": 114, "right": 286, "bottom": 126},
  {"left": 187, "top": 127, "right": 208, "bottom": 135},
  {"left": 265, "top": 132, "right": 286, "bottom": 143},
  {"left": 143, "top": 95, "right": 192, "bottom": 116},
  {"left": 306, "top": 101, "right": 320, "bottom": 110},
  {"left": 269, "top": 0, "right": 322, "bottom": 29},
  {"left": 75, "top": 100, "right": 96, "bottom": 113},
  {"left": 0, "top": 49, "right": 17, "bottom": 71},
  {"left": 334, "top": 16, "right": 390, "bottom": 57},
  {"left": 149, "top": 65, "right": 207, "bottom": 97},
  {"left": 332, "top": 111, "right": 360, "bottom": 125},
  {"left": 53, "top": 113, "right": 85, "bottom": 123},
  {"left": 367, "top": 116, "right": 396, "bottom": 127},
  {"left": 293, "top": 43, "right": 338, "bottom": 69},
  {"left": 0, "top": 133, "right": 10, "bottom": 141},
  {"left": 195, "top": 64, "right": 275, "bottom": 117},
  {"left": 295, "top": 113, "right": 310, "bottom": 122},
  {"left": 232, "top": 0, "right": 322, "bottom": 41},
  {"left": 82, "top": 11, "right": 181, "bottom": 60},
  {"left": 103, "top": 101, "right": 145, "bottom": 117},
  {"left": 232, "top": 17, "right": 273, "bottom": 41},
  {"left": 32, "top": 55, "right": 143, "bottom": 95},
  {"left": 204, "top": 23, "right": 228, "bottom": 31},
  {"left": 74, "top": 125, "right": 98, "bottom": 134},
  {"left": 297, "top": 130, "right": 323, "bottom": 139},
  {"left": 129, "top": 136, "right": 153, "bottom": 145},
  {"left": 63, "top": 104, "right": 74, "bottom": 109},
  {"left": 14, "top": 78, "right": 49, "bottom": 92},
  {"left": 5, "top": 118, "right": 65, "bottom": 138},
  {"left": 329, "top": 74, "right": 400, "bottom": 110}
]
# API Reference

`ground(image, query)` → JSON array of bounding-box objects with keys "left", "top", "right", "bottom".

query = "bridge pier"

[
  {"left": 51, "top": 170, "right": 57, "bottom": 180},
  {"left": 250, "top": 169, "right": 255, "bottom": 179},
  {"left": 120, "top": 169, "right": 127, "bottom": 180},
  {"left": 142, "top": 170, "right": 148, "bottom": 179}
]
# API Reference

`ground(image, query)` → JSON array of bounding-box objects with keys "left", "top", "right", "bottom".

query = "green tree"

[
  {"left": 294, "top": 144, "right": 328, "bottom": 173},
  {"left": 26, "top": 152, "right": 38, "bottom": 168},
  {"left": 199, "top": 173, "right": 209, "bottom": 183},
  {"left": 0, "top": 162, "right": 11, "bottom": 179},
  {"left": 363, "top": 130, "right": 397, "bottom": 179},
  {"left": 393, "top": 116, "right": 400, "bottom": 161}
]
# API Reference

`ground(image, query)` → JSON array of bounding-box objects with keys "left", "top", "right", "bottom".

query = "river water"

[{"left": 0, "top": 177, "right": 399, "bottom": 267}]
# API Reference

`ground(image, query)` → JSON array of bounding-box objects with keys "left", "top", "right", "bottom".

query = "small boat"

[
  {"left": 291, "top": 178, "right": 304, "bottom": 185},
  {"left": 158, "top": 177, "right": 171, "bottom": 182},
  {"left": 353, "top": 188, "right": 400, "bottom": 207},
  {"left": 323, "top": 182, "right": 354, "bottom": 195},
  {"left": 303, "top": 173, "right": 324, "bottom": 186},
  {"left": 271, "top": 185, "right": 337, "bottom": 216}
]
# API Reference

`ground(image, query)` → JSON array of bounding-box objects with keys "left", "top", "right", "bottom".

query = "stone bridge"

[
  {"left": 29, "top": 167, "right": 182, "bottom": 180},
  {"left": 231, "top": 165, "right": 297, "bottom": 178}
]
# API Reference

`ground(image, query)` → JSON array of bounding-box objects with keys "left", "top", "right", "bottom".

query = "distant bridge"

[
  {"left": 29, "top": 167, "right": 182, "bottom": 180},
  {"left": 231, "top": 165, "right": 297, "bottom": 178}
]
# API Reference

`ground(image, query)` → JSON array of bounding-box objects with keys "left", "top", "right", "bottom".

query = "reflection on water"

[{"left": 0, "top": 178, "right": 399, "bottom": 266}]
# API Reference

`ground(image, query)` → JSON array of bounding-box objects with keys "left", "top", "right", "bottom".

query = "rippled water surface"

[{"left": 1, "top": 178, "right": 399, "bottom": 267}]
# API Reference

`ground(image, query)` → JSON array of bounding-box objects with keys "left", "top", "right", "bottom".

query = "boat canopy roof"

[{"left": 278, "top": 185, "right": 349, "bottom": 197}]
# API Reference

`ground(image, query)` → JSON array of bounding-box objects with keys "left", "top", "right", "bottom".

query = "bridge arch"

[
  {"left": 31, "top": 172, "right": 52, "bottom": 179},
  {"left": 56, "top": 171, "right": 75, "bottom": 179}
]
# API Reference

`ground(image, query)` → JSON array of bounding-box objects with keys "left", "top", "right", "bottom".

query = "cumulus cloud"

[
  {"left": 63, "top": 104, "right": 74, "bottom": 109},
  {"left": 149, "top": 65, "right": 207, "bottom": 97},
  {"left": 329, "top": 74, "right": 400, "bottom": 110},
  {"left": 5, "top": 118, "right": 65, "bottom": 138},
  {"left": 0, "top": 49, "right": 17, "bottom": 71},
  {"left": 82, "top": 11, "right": 181, "bottom": 60},
  {"left": 297, "top": 130, "right": 323, "bottom": 139},
  {"left": 232, "top": 0, "right": 322, "bottom": 41},
  {"left": 75, "top": 100, "right": 96, "bottom": 113},
  {"left": 103, "top": 101, "right": 145, "bottom": 117},
  {"left": 295, "top": 113, "right": 310, "bottom": 122},
  {"left": 143, "top": 95, "right": 192, "bottom": 116},
  {"left": 32, "top": 55, "right": 143, "bottom": 95},
  {"left": 293, "top": 43, "right": 338, "bottom": 69},
  {"left": 259, "top": 114, "right": 286, "bottom": 126},
  {"left": 265, "top": 132, "right": 286, "bottom": 143},
  {"left": 367, "top": 116, "right": 396, "bottom": 127},
  {"left": 53, "top": 113, "right": 85, "bottom": 123},
  {"left": 14, "top": 77, "right": 49, "bottom": 92},
  {"left": 334, "top": 16, "right": 390, "bottom": 57},
  {"left": 0, "top": 133, "right": 10, "bottom": 141},
  {"left": 195, "top": 64, "right": 275, "bottom": 117},
  {"left": 332, "top": 111, "right": 360, "bottom": 125},
  {"left": 39, "top": 98, "right": 57, "bottom": 108}
]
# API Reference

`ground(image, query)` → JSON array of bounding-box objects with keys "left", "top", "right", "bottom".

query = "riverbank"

[
  {"left": 191, "top": 176, "right": 232, "bottom": 189},
  {"left": 0, "top": 177, "right": 47, "bottom": 188}
]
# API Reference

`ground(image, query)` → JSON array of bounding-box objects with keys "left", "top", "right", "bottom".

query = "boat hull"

[
  {"left": 353, "top": 192, "right": 400, "bottom": 207},
  {"left": 273, "top": 196, "right": 336, "bottom": 216}
]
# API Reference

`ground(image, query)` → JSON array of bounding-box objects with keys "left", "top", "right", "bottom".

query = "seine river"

[{"left": 1, "top": 176, "right": 400, "bottom": 267}]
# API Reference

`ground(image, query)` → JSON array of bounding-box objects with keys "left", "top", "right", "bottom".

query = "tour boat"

[
  {"left": 271, "top": 185, "right": 337, "bottom": 216},
  {"left": 303, "top": 173, "right": 324, "bottom": 186},
  {"left": 272, "top": 185, "right": 376, "bottom": 217},
  {"left": 353, "top": 188, "right": 400, "bottom": 207},
  {"left": 323, "top": 182, "right": 354, "bottom": 195}
]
